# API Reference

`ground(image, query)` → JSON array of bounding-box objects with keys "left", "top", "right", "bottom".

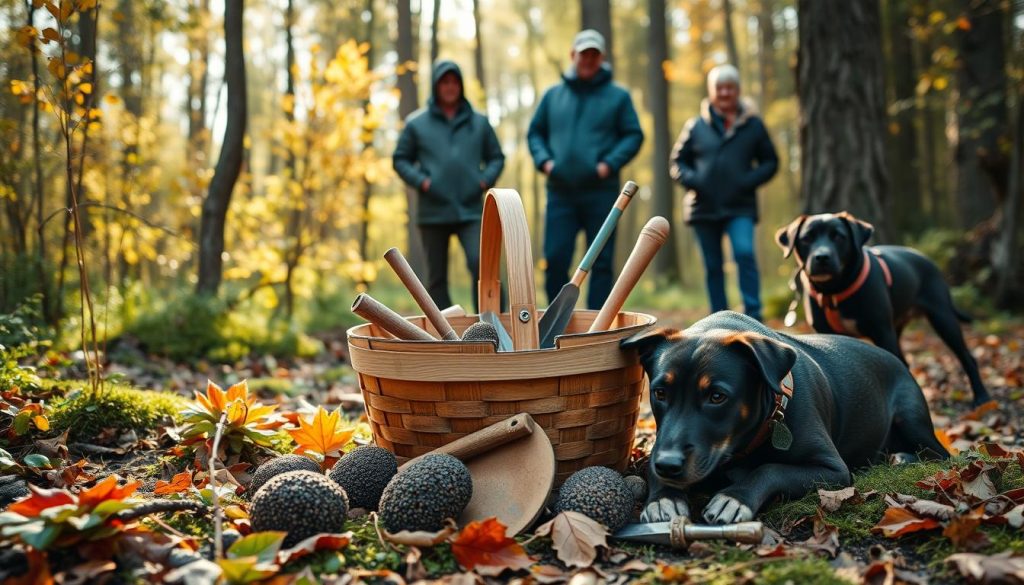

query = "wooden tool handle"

[
  {"left": 440, "top": 304, "right": 466, "bottom": 319},
  {"left": 590, "top": 216, "right": 671, "bottom": 333},
  {"left": 399, "top": 413, "right": 536, "bottom": 470},
  {"left": 384, "top": 247, "right": 459, "bottom": 341},
  {"left": 351, "top": 293, "right": 436, "bottom": 341}
]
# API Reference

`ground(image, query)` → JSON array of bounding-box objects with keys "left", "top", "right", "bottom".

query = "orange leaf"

[
  {"left": 961, "top": 400, "right": 998, "bottom": 422},
  {"left": 451, "top": 517, "right": 532, "bottom": 574},
  {"left": 78, "top": 475, "right": 140, "bottom": 508},
  {"left": 8, "top": 485, "right": 75, "bottom": 516},
  {"left": 934, "top": 429, "right": 958, "bottom": 456},
  {"left": 154, "top": 471, "right": 194, "bottom": 495},
  {"left": 287, "top": 407, "right": 354, "bottom": 461},
  {"left": 871, "top": 506, "right": 941, "bottom": 538}
]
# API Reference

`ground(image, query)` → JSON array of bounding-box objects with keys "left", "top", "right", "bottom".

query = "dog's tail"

[{"left": 954, "top": 305, "right": 973, "bottom": 324}]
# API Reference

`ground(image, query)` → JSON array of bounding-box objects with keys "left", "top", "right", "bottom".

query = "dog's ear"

[
  {"left": 621, "top": 327, "right": 680, "bottom": 364},
  {"left": 837, "top": 211, "right": 874, "bottom": 248},
  {"left": 725, "top": 332, "right": 797, "bottom": 395},
  {"left": 774, "top": 215, "right": 807, "bottom": 259}
]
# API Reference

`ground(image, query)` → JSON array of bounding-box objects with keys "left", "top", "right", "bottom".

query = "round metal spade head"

[{"left": 457, "top": 425, "right": 555, "bottom": 535}]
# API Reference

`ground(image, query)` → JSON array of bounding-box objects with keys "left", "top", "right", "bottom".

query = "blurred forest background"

[{"left": 0, "top": 0, "right": 1021, "bottom": 363}]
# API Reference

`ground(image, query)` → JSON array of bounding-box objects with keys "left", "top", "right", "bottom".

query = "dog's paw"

[
  {"left": 640, "top": 497, "right": 690, "bottom": 523},
  {"left": 703, "top": 493, "right": 754, "bottom": 525}
]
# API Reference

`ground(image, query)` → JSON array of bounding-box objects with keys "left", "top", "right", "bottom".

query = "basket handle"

[{"left": 478, "top": 189, "right": 539, "bottom": 350}]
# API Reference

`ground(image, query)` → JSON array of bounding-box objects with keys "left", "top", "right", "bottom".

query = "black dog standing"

[
  {"left": 621, "top": 312, "right": 948, "bottom": 525},
  {"left": 775, "top": 212, "right": 992, "bottom": 407}
]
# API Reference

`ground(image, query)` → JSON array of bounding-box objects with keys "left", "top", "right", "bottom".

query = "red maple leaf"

[{"left": 450, "top": 518, "right": 533, "bottom": 575}]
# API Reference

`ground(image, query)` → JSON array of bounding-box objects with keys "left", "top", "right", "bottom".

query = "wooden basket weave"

[{"left": 347, "top": 189, "right": 654, "bottom": 485}]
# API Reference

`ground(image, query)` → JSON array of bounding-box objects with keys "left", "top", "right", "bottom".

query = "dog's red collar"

[
  {"left": 735, "top": 371, "right": 794, "bottom": 459},
  {"left": 801, "top": 248, "right": 892, "bottom": 335}
]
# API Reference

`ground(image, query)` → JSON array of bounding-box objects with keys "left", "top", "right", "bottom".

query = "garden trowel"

[{"left": 613, "top": 517, "right": 764, "bottom": 549}]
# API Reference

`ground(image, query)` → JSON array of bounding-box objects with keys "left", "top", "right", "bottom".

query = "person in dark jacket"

[
  {"left": 527, "top": 29, "right": 644, "bottom": 310},
  {"left": 670, "top": 64, "right": 778, "bottom": 321},
  {"left": 393, "top": 60, "right": 505, "bottom": 312}
]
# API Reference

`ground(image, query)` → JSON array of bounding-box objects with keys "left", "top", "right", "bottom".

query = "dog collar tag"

[{"left": 770, "top": 420, "right": 793, "bottom": 451}]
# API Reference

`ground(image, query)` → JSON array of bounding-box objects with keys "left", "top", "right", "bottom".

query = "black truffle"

[
  {"left": 0, "top": 476, "right": 29, "bottom": 510},
  {"left": 328, "top": 445, "right": 398, "bottom": 510},
  {"left": 623, "top": 475, "right": 648, "bottom": 503},
  {"left": 378, "top": 454, "right": 472, "bottom": 532},
  {"left": 249, "top": 470, "right": 348, "bottom": 547},
  {"left": 554, "top": 466, "right": 634, "bottom": 531},
  {"left": 248, "top": 454, "right": 321, "bottom": 496}
]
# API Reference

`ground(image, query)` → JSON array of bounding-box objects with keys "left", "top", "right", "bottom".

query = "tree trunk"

[
  {"left": 472, "top": 0, "right": 486, "bottom": 101},
  {"left": 883, "top": 0, "right": 922, "bottom": 235},
  {"left": 757, "top": 0, "right": 776, "bottom": 106},
  {"left": 25, "top": 1, "right": 50, "bottom": 321},
  {"left": 797, "top": 0, "right": 890, "bottom": 240},
  {"left": 646, "top": 0, "right": 678, "bottom": 280},
  {"left": 994, "top": 80, "right": 1021, "bottom": 307},
  {"left": 580, "top": 0, "right": 613, "bottom": 63},
  {"left": 196, "top": 0, "right": 246, "bottom": 296},
  {"left": 430, "top": 0, "right": 441, "bottom": 64},
  {"left": 953, "top": 0, "right": 1009, "bottom": 228},
  {"left": 722, "top": 0, "right": 740, "bottom": 68},
  {"left": 358, "top": 0, "right": 376, "bottom": 288},
  {"left": 397, "top": 0, "right": 425, "bottom": 277},
  {"left": 187, "top": 0, "right": 210, "bottom": 164}
]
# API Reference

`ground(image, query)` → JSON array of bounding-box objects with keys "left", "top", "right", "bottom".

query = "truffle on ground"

[
  {"left": 248, "top": 454, "right": 321, "bottom": 496},
  {"left": 249, "top": 470, "right": 349, "bottom": 547},
  {"left": 623, "top": 475, "right": 648, "bottom": 503},
  {"left": 378, "top": 453, "right": 472, "bottom": 533},
  {"left": 328, "top": 445, "right": 398, "bottom": 511},
  {"left": 554, "top": 466, "right": 634, "bottom": 531}
]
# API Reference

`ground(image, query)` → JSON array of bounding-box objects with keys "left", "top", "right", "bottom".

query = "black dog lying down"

[
  {"left": 775, "top": 212, "right": 991, "bottom": 407},
  {"left": 622, "top": 311, "right": 948, "bottom": 525}
]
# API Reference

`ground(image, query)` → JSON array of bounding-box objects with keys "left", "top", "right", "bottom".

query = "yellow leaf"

[
  {"left": 15, "top": 26, "right": 37, "bottom": 48},
  {"left": 45, "top": 1, "right": 59, "bottom": 20},
  {"left": 33, "top": 416, "right": 50, "bottom": 431},
  {"left": 287, "top": 407, "right": 355, "bottom": 462},
  {"left": 59, "top": 1, "right": 73, "bottom": 21},
  {"left": 42, "top": 27, "right": 59, "bottom": 44},
  {"left": 78, "top": 0, "right": 97, "bottom": 10},
  {"left": 103, "top": 94, "right": 121, "bottom": 105},
  {"left": 933, "top": 76, "right": 948, "bottom": 91}
]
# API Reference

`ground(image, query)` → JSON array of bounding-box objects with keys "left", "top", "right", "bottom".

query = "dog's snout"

[
  {"left": 653, "top": 445, "right": 693, "bottom": 478},
  {"left": 811, "top": 250, "right": 831, "bottom": 264}
]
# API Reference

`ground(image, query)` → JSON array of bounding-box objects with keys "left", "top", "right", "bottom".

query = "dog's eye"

[
  {"left": 708, "top": 391, "right": 727, "bottom": 404},
  {"left": 654, "top": 388, "right": 666, "bottom": 401}
]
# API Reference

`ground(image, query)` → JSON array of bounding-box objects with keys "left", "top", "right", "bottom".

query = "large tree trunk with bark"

[
  {"left": 757, "top": 0, "right": 776, "bottom": 106},
  {"left": 883, "top": 0, "right": 922, "bottom": 235},
  {"left": 646, "top": 0, "right": 678, "bottom": 280},
  {"left": 358, "top": 0, "right": 376, "bottom": 287},
  {"left": 722, "top": 0, "right": 740, "bottom": 69},
  {"left": 397, "top": 0, "right": 425, "bottom": 277},
  {"left": 196, "top": 0, "right": 246, "bottom": 296},
  {"left": 797, "top": 0, "right": 890, "bottom": 240},
  {"left": 952, "top": 0, "right": 1009, "bottom": 228},
  {"left": 579, "top": 0, "right": 612, "bottom": 62},
  {"left": 187, "top": 0, "right": 210, "bottom": 165},
  {"left": 430, "top": 0, "right": 441, "bottom": 64}
]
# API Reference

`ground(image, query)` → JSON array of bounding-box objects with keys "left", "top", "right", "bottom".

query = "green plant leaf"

[
  {"left": 22, "top": 453, "right": 51, "bottom": 468},
  {"left": 216, "top": 557, "right": 279, "bottom": 584},
  {"left": 13, "top": 410, "right": 31, "bottom": 435},
  {"left": 228, "top": 531, "right": 287, "bottom": 564},
  {"left": 0, "top": 448, "right": 19, "bottom": 470},
  {"left": 19, "top": 521, "right": 61, "bottom": 549}
]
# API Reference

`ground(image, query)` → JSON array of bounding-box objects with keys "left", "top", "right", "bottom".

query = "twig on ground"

[
  {"left": 116, "top": 499, "right": 208, "bottom": 522},
  {"left": 209, "top": 411, "right": 228, "bottom": 560}
]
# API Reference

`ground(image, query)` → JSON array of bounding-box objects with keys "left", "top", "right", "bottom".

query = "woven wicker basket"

[{"left": 347, "top": 189, "right": 655, "bottom": 486}]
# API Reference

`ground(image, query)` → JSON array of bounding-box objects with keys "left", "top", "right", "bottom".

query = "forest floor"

[{"left": 2, "top": 310, "right": 1023, "bottom": 584}]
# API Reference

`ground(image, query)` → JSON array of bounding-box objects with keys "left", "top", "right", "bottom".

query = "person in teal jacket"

[
  {"left": 527, "top": 30, "right": 644, "bottom": 310},
  {"left": 393, "top": 60, "right": 505, "bottom": 312}
]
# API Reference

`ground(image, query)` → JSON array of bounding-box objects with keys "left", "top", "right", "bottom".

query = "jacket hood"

[
  {"left": 431, "top": 60, "right": 465, "bottom": 99},
  {"left": 562, "top": 62, "right": 613, "bottom": 89}
]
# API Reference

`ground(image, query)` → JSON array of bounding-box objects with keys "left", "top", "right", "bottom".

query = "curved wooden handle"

[
  {"left": 590, "top": 216, "right": 671, "bottom": 332},
  {"left": 351, "top": 293, "right": 436, "bottom": 341},
  {"left": 384, "top": 247, "right": 458, "bottom": 341},
  {"left": 478, "top": 189, "right": 539, "bottom": 350},
  {"left": 398, "top": 413, "right": 536, "bottom": 470}
]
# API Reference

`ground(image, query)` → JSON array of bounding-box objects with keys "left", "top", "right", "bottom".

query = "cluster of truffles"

[
  {"left": 247, "top": 446, "right": 473, "bottom": 543},
  {"left": 554, "top": 466, "right": 637, "bottom": 532}
]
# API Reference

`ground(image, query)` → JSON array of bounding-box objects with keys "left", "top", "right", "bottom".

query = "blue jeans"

[
  {"left": 692, "top": 216, "right": 762, "bottom": 321},
  {"left": 544, "top": 191, "right": 617, "bottom": 310}
]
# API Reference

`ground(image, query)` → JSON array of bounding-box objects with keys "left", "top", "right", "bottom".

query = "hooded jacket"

[
  {"left": 393, "top": 61, "right": 505, "bottom": 225},
  {"left": 670, "top": 98, "right": 778, "bottom": 223},
  {"left": 527, "top": 64, "right": 643, "bottom": 196}
]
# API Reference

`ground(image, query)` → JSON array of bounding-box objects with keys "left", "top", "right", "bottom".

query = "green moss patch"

[{"left": 49, "top": 383, "right": 190, "bottom": 441}]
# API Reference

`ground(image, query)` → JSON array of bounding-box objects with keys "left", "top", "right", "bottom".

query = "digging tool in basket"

[
  {"left": 351, "top": 293, "right": 436, "bottom": 341},
  {"left": 538, "top": 180, "right": 639, "bottom": 349},
  {"left": 384, "top": 247, "right": 459, "bottom": 341},
  {"left": 589, "top": 216, "right": 671, "bottom": 333}
]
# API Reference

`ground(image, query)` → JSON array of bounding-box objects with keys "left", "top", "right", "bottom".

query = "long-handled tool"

[
  {"left": 351, "top": 293, "right": 436, "bottom": 341},
  {"left": 589, "top": 216, "right": 671, "bottom": 333},
  {"left": 384, "top": 247, "right": 459, "bottom": 341},
  {"left": 613, "top": 517, "right": 763, "bottom": 549},
  {"left": 538, "top": 181, "right": 639, "bottom": 348}
]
